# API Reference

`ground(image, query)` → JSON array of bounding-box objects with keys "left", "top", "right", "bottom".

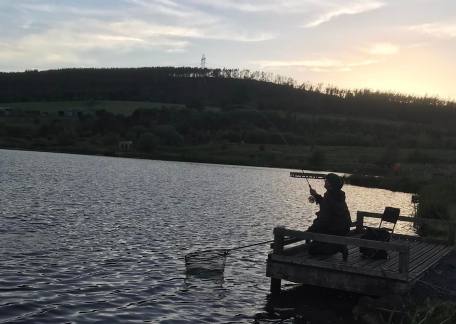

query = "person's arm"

[{"left": 309, "top": 188, "right": 323, "bottom": 204}]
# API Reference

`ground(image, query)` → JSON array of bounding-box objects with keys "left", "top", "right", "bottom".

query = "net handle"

[{"left": 227, "top": 240, "right": 273, "bottom": 253}]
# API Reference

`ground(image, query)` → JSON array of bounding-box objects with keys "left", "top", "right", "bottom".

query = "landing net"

[{"left": 184, "top": 249, "right": 229, "bottom": 275}]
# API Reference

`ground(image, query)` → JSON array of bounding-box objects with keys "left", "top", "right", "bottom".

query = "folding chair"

[
  {"left": 379, "top": 207, "right": 400, "bottom": 233},
  {"left": 359, "top": 207, "right": 401, "bottom": 259}
]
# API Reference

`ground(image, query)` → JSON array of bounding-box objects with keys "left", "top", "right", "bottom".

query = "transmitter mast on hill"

[{"left": 201, "top": 54, "right": 206, "bottom": 69}]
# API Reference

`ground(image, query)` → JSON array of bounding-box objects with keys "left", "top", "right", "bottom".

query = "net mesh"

[{"left": 185, "top": 249, "right": 228, "bottom": 275}]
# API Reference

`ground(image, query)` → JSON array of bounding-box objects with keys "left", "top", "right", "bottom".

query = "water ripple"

[{"left": 0, "top": 149, "right": 414, "bottom": 323}]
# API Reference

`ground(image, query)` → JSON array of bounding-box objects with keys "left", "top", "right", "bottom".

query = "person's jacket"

[{"left": 307, "top": 189, "right": 351, "bottom": 235}]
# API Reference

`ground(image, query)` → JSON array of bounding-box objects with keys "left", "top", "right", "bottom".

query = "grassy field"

[
  {"left": 3, "top": 100, "right": 456, "bottom": 193},
  {"left": 2, "top": 101, "right": 185, "bottom": 116}
]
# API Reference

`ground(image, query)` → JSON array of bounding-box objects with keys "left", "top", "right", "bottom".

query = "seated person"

[{"left": 307, "top": 173, "right": 351, "bottom": 259}]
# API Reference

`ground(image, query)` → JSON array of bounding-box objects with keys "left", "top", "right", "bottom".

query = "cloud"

[
  {"left": 0, "top": 14, "right": 275, "bottom": 70},
  {"left": 252, "top": 57, "right": 378, "bottom": 72},
  {"left": 109, "top": 21, "right": 202, "bottom": 39},
  {"left": 18, "top": 2, "right": 122, "bottom": 16},
  {"left": 108, "top": 20, "right": 275, "bottom": 42},
  {"left": 202, "top": 29, "right": 275, "bottom": 42},
  {"left": 0, "top": 19, "right": 192, "bottom": 69},
  {"left": 409, "top": 22, "right": 456, "bottom": 39},
  {"left": 303, "top": 1, "right": 385, "bottom": 28},
  {"left": 0, "top": 41, "right": 88, "bottom": 67},
  {"left": 364, "top": 42, "right": 399, "bottom": 55},
  {"left": 125, "top": 0, "right": 197, "bottom": 18},
  {"left": 189, "top": 0, "right": 310, "bottom": 13}
]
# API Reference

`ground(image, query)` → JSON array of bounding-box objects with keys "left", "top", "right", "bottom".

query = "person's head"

[{"left": 324, "top": 173, "right": 343, "bottom": 191}]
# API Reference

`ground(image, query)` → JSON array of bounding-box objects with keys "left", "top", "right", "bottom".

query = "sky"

[{"left": 1, "top": 0, "right": 456, "bottom": 99}]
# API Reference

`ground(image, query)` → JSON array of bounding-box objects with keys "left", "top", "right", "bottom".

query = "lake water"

[{"left": 0, "top": 149, "right": 414, "bottom": 323}]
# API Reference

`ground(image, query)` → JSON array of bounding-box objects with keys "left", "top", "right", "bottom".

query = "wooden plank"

[
  {"left": 392, "top": 233, "right": 449, "bottom": 246},
  {"left": 396, "top": 241, "right": 436, "bottom": 266},
  {"left": 409, "top": 246, "right": 453, "bottom": 280},
  {"left": 353, "top": 253, "right": 399, "bottom": 270},
  {"left": 357, "top": 211, "right": 456, "bottom": 227},
  {"left": 346, "top": 249, "right": 365, "bottom": 264},
  {"left": 267, "top": 226, "right": 453, "bottom": 297},
  {"left": 312, "top": 250, "right": 347, "bottom": 262},
  {"left": 408, "top": 245, "right": 448, "bottom": 273},
  {"left": 391, "top": 233, "right": 423, "bottom": 243},
  {"left": 350, "top": 240, "right": 435, "bottom": 272},
  {"left": 345, "top": 251, "right": 390, "bottom": 268},
  {"left": 340, "top": 251, "right": 398, "bottom": 272},
  {"left": 266, "top": 261, "right": 410, "bottom": 296},
  {"left": 311, "top": 246, "right": 404, "bottom": 272},
  {"left": 313, "top": 247, "right": 364, "bottom": 266},
  {"left": 358, "top": 238, "right": 416, "bottom": 271},
  {"left": 271, "top": 237, "right": 305, "bottom": 249},
  {"left": 282, "top": 243, "right": 308, "bottom": 256},
  {"left": 321, "top": 249, "right": 372, "bottom": 267},
  {"left": 302, "top": 241, "right": 397, "bottom": 270},
  {"left": 346, "top": 238, "right": 410, "bottom": 268},
  {"left": 345, "top": 238, "right": 422, "bottom": 270},
  {"left": 399, "top": 250, "right": 410, "bottom": 274},
  {"left": 382, "top": 241, "right": 434, "bottom": 271},
  {"left": 275, "top": 228, "right": 409, "bottom": 253},
  {"left": 269, "top": 254, "right": 407, "bottom": 281},
  {"left": 412, "top": 245, "right": 445, "bottom": 269},
  {"left": 359, "top": 241, "right": 446, "bottom": 278},
  {"left": 269, "top": 229, "right": 451, "bottom": 278}
]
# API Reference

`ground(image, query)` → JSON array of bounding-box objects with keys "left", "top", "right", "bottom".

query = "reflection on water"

[{"left": 0, "top": 149, "right": 414, "bottom": 323}]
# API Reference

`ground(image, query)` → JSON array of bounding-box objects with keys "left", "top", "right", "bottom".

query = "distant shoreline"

[{"left": 0, "top": 145, "right": 418, "bottom": 193}]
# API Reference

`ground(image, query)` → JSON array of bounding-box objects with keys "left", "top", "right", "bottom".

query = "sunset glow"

[{"left": 1, "top": 0, "right": 455, "bottom": 99}]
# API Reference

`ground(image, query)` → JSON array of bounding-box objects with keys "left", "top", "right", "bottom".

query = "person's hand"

[
  {"left": 308, "top": 195, "right": 315, "bottom": 203},
  {"left": 309, "top": 188, "right": 317, "bottom": 197}
]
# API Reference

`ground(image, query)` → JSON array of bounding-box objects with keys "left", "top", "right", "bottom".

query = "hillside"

[{"left": 2, "top": 67, "right": 456, "bottom": 192}]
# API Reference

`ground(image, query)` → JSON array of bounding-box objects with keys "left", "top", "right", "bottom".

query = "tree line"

[
  {"left": 1, "top": 67, "right": 456, "bottom": 128},
  {"left": 2, "top": 105, "right": 455, "bottom": 152}
]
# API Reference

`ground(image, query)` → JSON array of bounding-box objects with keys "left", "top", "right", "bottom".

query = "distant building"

[
  {"left": 57, "top": 110, "right": 84, "bottom": 118},
  {"left": 118, "top": 141, "right": 133, "bottom": 152},
  {"left": 0, "top": 107, "right": 12, "bottom": 116}
]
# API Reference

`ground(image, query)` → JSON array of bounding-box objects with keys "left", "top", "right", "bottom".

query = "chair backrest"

[{"left": 379, "top": 207, "right": 400, "bottom": 233}]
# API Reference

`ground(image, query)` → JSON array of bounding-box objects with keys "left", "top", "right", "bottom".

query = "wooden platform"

[{"left": 267, "top": 212, "right": 455, "bottom": 296}]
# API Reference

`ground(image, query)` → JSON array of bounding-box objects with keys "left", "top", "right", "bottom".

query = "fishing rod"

[{"left": 305, "top": 177, "right": 311, "bottom": 188}]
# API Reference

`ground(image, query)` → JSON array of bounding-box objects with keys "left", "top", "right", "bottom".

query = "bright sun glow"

[{"left": 1, "top": 1, "right": 455, "bottom": 99}]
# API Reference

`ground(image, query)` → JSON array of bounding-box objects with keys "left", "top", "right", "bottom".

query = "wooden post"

[
  {"left": 273, "top": 227, "right": 285, "bottom": 254},
  {"left": 270, "top": 278, "right": 281, "bottom": 296},
  {"left": 356, "top": 212, "right": 364, "bottom": 233},
  {"left": 270, "top": 227, "right": 285, "bottom": 295},
  {"left": 448, "top": 223, "right": 455, "bottom": 246}
]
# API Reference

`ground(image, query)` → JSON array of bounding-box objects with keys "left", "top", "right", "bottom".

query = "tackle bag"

[{"left": 359, "top": 228, "right": 391, "bottom": 259}]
